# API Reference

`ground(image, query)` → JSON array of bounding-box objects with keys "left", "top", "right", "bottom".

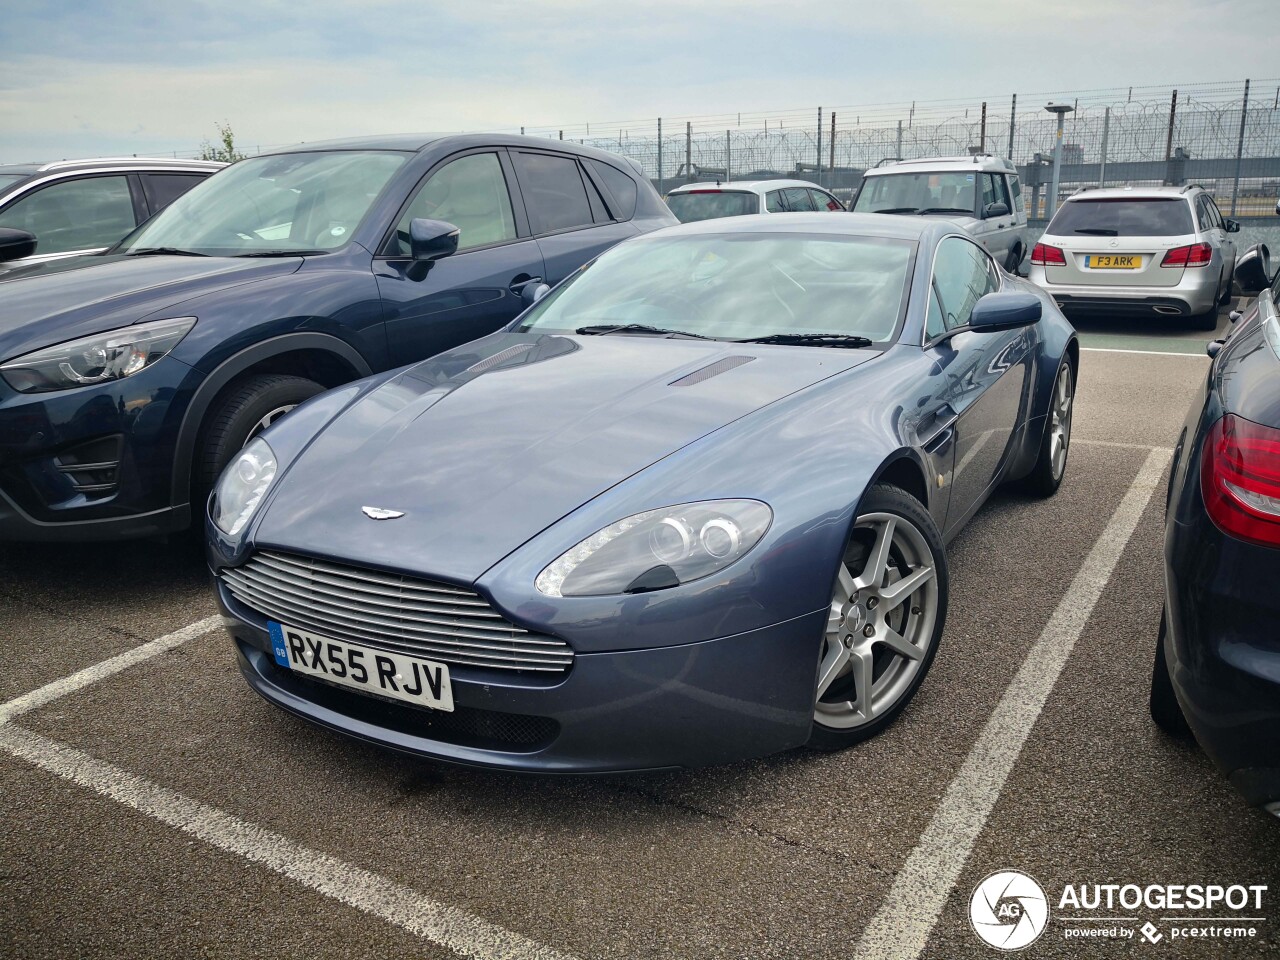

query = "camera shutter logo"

[{"left": 969, "top": 870, "right": 1050, "bottom": 951}]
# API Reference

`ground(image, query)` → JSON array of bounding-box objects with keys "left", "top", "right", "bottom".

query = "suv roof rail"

[
  {"left": 1179, "top": 183, "right": 1205, "bottom": 194},
  {"left": 35, "top": 157, "right": 220, "bottom": 172}
]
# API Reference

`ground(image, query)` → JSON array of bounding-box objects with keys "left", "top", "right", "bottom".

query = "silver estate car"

[
  {"left": 0, "top": 157, "right": 223, "bottom": 271},
  {"left": 850, "top": 155, "right": 1030, "bottom": 273},
  {"left": 665, "top": 179, "right": 844, "bottom": 222},
  {"left": 1027, "top": 185, "right": 1239, "bottom": 329}
]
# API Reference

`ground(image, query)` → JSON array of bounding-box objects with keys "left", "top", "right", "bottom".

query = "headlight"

[
  {"left": 535, "top": 499, "right": 771, "bottom": 597},
  {"left": 0, "top": 316, "right": 196, "bottom": 393},
  {"left": 212, "top": 438, "right": 277, "bottom": 537}
]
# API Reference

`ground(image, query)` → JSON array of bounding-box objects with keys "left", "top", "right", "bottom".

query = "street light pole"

[{"left": 1044, "top": 103, "right": 1074, "bottom": 220}]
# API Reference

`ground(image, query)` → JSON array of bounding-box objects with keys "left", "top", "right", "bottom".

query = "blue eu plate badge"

[{"left": 267, "top": 622, "right": 290, "bottom": 667}]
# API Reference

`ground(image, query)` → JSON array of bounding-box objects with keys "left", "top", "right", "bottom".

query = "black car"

[
  {"left": 1152, "top": 244, "right": 1280, "bottom": 817},
  {"left": 0, "top": 157, "right": 223, "bottom": 271},
  {"left": 0, "top": 134, "right": 675, "bottom": 541}
]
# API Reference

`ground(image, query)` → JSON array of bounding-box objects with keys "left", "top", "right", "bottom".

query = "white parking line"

[
  {"left": 0, "top": 723, "right": 577, "bottom": 960},
  {"left": 853, "top": 446, "right": 1170, "bottom": 960},
  {"left": 0, "top": 615, "right": 222, "bottom": 724}
]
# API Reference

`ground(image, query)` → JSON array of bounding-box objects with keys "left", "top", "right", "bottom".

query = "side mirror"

[
  {"left": 1225, "top": 219, "right": 1241, "bottom": 233},
  {"left": 0, "top": 228, "right": 37, "bottom": 264},
  {"left": 1206, "top": 339, "right": 1225, "bottom": 359},
  {"left": 970, "top": 291, "right": 1042, "bottom": 330},
  {"left": 522, "top": 282, "right": 551, "bottom": 307},
  {"left": 1234, "top": 243, "right": 1271, "bottom": 296},
  {"left": 409, "top": 218, "right": 459, "bottom": 262},
  {"left": 983, "top": 201, "right": 1010, "bottom": 219}
]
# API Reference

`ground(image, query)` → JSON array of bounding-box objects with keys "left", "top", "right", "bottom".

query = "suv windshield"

[
  {"left": 853, "top": 172, "right": 977, "bottom": 215},
  {"left": 518, "top": 233, "right": 913, "bottom": 343},
  {"left": 117, "top": 151, "right": 406, "bottom": 256},
  {"left": 666, "top": 191, "right": 758, "bottom": 223},
  {"left": 1048, "top": 198, "right": 1195, "bottom": 237}
]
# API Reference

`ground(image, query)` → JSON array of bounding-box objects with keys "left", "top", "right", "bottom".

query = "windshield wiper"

[
  {"left": 1073, "top": 228, "right": 1119, "bottom": 236},
  {"left": 125, "top": 247, "right": 209, "bottom": 257},
  {"left": 235, "top": 249, "right": 329, "bottom": 258},
  {"left": 575, "top": 323, "right": 715, "bottom": 340},
  {"left": 872, "top": 207, "right": 919, "bottom": 214},
  {"left": 917, "top": 207, "right": 974, "bottom": 215},
  {"left": 734, "top": 333, "right": 874, "bottom": 348}
]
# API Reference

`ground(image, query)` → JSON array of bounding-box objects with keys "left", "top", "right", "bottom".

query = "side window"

[
  {"left": 1205, "top": 196, "right": 1224, "bottom": 230},
  {"left": 926, "top": 285, "right": 947, "bottom": 341},
  {"left": 930, "top": 237, "right": 998, "bottom": 333},
  {"left": 390, "top": 153, "right": 516, "bottom": 255},
  {"left": 765, "top": 190, "right": 787, "bottom": 213},
  {"left": 0, "top": 175, "right": 136, "bottom": 255},
  {"left": 989, "top": 175, "right": 1010, "bottom": 213},
  {"left": 586, "top": 160, "right": 638, "bottom": 220},
  {"left": 1007, "top": 175, "right": 1023, "bottom": 213},
  {"left": 782, "top": 187, "right": 815, "bottom": 211},
  {"left": 513, "top": 152, "right": 593, "bottom": 234},
  {"left": 981, "top": 174, "right": 1010, "bottom": 214},
  {"left": 810, "top": 189, "right": 842, "bottom": 211},
  {"left": 143, "top": 174, "right": 206, "bottom": 215}
]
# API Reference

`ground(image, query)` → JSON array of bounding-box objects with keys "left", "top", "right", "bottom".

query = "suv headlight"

[
  {"left": 212, "top": 438, "right": 277, "bottom": 537},
  {"left": 0, "top": 316, "right": 196, "bottom": 393},
  {"left": 535, "top": 499, "right": 772, "bottom": 597}
]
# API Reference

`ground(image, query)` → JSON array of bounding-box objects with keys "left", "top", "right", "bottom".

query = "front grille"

[{"left": 223, "top": 551, "right": 573, "bottom": 673}]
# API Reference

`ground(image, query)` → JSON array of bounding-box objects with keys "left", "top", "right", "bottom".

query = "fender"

[{"left": 169, "top": 332, "right": 373, "bottom": 508}]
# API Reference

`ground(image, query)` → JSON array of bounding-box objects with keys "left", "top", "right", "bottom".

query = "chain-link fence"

[{"left": 520, "top": 79, "right": 1280, "bottom": 221}]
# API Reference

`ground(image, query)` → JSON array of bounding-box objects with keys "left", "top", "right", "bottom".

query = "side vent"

[
  {"left": 669, "top": 355, "right": 754, "bottom": 387},
  {"left": 466, "top": 343, "right": 536, "bottom": 374}
]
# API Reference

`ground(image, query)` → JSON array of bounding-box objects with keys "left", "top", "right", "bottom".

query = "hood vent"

[
  {"left": 669, "top": 355, "right": 754, "bottom": 387},
  {"left": 465, "top": 343, "right": 536, "bottom": 374}
]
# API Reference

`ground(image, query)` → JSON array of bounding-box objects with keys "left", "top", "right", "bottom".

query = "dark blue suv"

[{"left": 0, "top": 135, "right": 675, "bottom": 541}]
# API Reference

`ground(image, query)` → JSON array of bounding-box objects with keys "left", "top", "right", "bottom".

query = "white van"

[{"left": 851, "top": 155, "right": 1030, "bottom": 272}]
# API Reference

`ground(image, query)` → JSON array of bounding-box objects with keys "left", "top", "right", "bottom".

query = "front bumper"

[
  {"left": 218, "top": 578, "right": 825, "bottom": 773},
  {"left": 1164, "top": 508, "right": 1280, "bottom": 808},
  {"left": 0, "top": 356, "right": 198, "bottom": 540},
  {"left": 1027, "top": 268, "right": 1219, "bottom": 317}
]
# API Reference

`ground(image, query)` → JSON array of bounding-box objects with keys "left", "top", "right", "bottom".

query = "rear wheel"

[
  {"left": 808, "top": 484, "right": 948, "bottom": 750},
  {"left": 196, "top": 374, "right": 323, "bottom": 496},
  {"left": 1004, "top": 243, "right": 1025, "bottom": 275},
  {"left": 1150, "top": 610, "right": 1191, "bottom": 737},
  {"left": 1019, "top": 359, "right": 1074, "bottom": 497}
]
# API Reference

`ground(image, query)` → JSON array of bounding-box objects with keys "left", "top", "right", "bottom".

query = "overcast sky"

[{"left": 0, "top": 0, "right": 1271, "bottom": 163}]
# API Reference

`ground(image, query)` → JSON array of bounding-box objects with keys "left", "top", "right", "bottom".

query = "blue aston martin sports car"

[{"left": 208, "top": 213, "right": 1079, "bottom": 773}]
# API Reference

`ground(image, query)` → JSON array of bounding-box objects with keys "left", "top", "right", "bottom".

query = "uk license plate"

[
  {"left": 1086, "top": 254, "right": 1141, "bottom": 269},
  {"left": 268, "top": 622, "right": 454, "bottom": 712}
]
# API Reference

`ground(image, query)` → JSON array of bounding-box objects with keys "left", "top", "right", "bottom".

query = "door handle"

[{"left": 509, "top": 275, "right": 543, "bottom": 293}]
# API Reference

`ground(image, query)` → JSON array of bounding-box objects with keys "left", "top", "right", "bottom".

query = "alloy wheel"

[
  {"left": 246, "top": 404, "right": 297, "bottom": 443},
  {"left": 814, "top": 511, "right": 940, "bottom": 729},
  {"left": 1049, "top": 363, "right": 1074, "bottom": 481}
]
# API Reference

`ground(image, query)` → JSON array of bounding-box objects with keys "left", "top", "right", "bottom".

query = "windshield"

[
  {"left": 853, "top": 172, "right": 976, "bottom": 215},
  {"left": 117, "top": 151, "right": 406, "bottom": 256},
  {"left": 1047, "top": 198, "right": 1194, "bottom": 237},
  {"left": 666, "top": 191, "right": 759, "bottom": 223},
  {"left": 517, "top": 233, "right": 914, "bottom": 343}
]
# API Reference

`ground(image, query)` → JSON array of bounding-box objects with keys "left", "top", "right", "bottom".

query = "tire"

[
  {"left": 1191, "top": 306, "right": 1220, "bottom": 332},
  {"left": 196, "top": 374, "right": 323, "bottom": 495},
  {"left": 1019, "top": 359, "right": 1074, "bottom": 498},
  {"left": 1004, "top": 243, "right": 1024, "bottom": 275},
  {"left": 1150, "top": 610, "right": 1191, "bottom": 737},
  {"left": 808, "top": 483, "right": 949, "bottom": 750}
]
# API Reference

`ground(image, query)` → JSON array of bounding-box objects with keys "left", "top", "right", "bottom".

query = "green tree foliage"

[{"left": 198, "top": 122, "right": 248, "bottom": 163}]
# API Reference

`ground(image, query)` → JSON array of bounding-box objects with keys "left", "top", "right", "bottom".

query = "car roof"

[
  {"left": 639, "top": 211, "right": 933, "bottom": 242},
  {"left": 259, "top": 133, "right": 644, "bottom": 172},
  {"left": 1064, "top": 185, "right": 1196, "bottom": 202},
  {"left": 0, "top": 158, "right": 224, "bottom": 174},
  {"left": 865, "top": 155, "right": 1017, "bottom": 175},
  {"left": 667, "top": 179, "right": 827, "bottom": 196}
]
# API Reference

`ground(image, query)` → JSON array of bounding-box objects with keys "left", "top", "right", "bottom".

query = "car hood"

[
  {"left": 253, "top": 332, "right": 875, "bottom": 582},
  {"left": 0, "top": 254, "right": 302, "bottom": 363}
]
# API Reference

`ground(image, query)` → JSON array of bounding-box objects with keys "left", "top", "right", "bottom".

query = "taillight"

[
  {"left": 1161, "top": 243, "right": 1213, "bottom": 268},
  {"left": 1031, "top": 243, "right": 1066, "bottom": 266},
  {"left": 1201, "top": 414, "right": 1280, "bottom": 548}
]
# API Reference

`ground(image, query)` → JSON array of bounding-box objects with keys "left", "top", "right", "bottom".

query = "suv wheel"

[{"left": 196, "top": 374, "right": 324, "bottom": 497}]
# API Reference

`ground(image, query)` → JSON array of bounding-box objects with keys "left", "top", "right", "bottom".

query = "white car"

[
  {"left": 1027, "top": 185, "right": 1238, "bottom": 330},
  {"left": 665, "top": 179, "right": 844, "bottom": 223},
  {"left": 850, "top": 155, "right": 1030, "bottom": 273}
]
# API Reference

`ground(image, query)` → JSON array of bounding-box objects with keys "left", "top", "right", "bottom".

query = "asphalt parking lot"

[{"left": 3, "top": 301, "right": 1278, "bottom": 960}]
